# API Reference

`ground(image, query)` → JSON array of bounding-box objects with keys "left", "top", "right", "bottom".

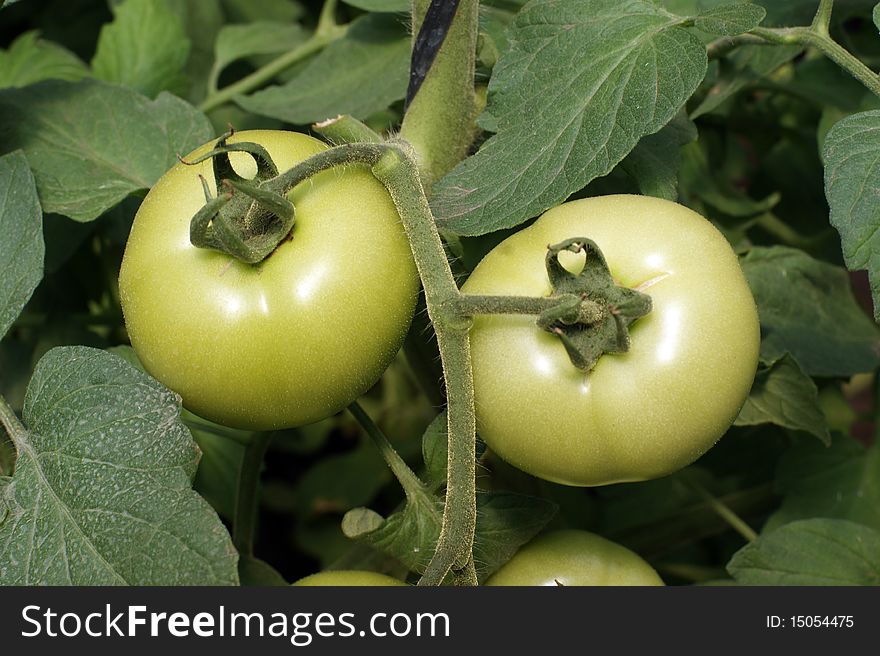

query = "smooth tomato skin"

[
  {"left": 293, "top": 570, "right": 407, "bottom": 586},
  {"left": 119, "top": 130, "right": 419, "bottom": 430},
  {"left": 484, "top": 530, "right": 663, "bottom": 586},
  {"left": 462, "top": 195, "right": 760, "bottom": 486}
]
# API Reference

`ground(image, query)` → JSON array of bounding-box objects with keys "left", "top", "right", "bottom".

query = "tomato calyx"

[
  {"left": 185, "top": 131, "right": 296, "bottom": 264},
  {"left": 539, "top": 238, "right": 652, "bottom": 372}
]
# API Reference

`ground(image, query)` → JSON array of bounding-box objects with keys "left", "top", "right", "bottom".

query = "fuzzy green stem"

[
  {"left": 749, "top": 26, "right": 880, "bottom": 98},
  {"left": 313, "top": 115, "right": 382, "bottom": 144},
  {"left": 370, "top": 147, "right": 478, "bottom": 585},
  {"left": 261, "top": 141, "right": 476, "bottom": 584},
  {"left": 316, "top": 0, "right": 339, "bottom": 36},
  {"left": 0, "top": 394, "right": 25, "bottom": 456},
  {"left": 811, "top": 0, "right": 834, "bottom": 37},
  {"left": 199, "top": 24, "right": 348, "bottom": 114},
  {"left": 456, "top": 293, "right": 604, "bottom": 322},
  {"left": 348, "top": 401, "right": 427, "bottom": 502},
  {"left": 682, "top": 475, "right": 758, "bottom": 543},
  {"left": 706, "top": 33, "right": 772, "bottom": 60},
  {"left": 400, "top": 0, "right": 480, "bottom": 190},
  {"left": 232, "top": 432, "right": 273, "bottom": 555}
]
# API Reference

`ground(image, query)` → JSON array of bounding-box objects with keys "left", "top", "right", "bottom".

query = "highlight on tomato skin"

[
  {"left": 118, "top": 130, "right": 420, "bottom": 431},
  {"left": 292, "top": 570, "right": 408, "bottom": 586},
  {"left": 484, "top": 530, "right": 664, "bottom": 586},
  {"left": 463, "top": 194, "right": 761, "bottom": 487}
]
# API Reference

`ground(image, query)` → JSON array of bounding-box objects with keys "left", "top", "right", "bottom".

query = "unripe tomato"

[
  {"left": 485, "top": 530, "right": 663, "bottom": 586},
  {"left": 462, "top": 195, "right": 760, "bottom": 486},
  {"left": 119, "top": 130, "right": 419, "bottom": 430},
  {"left": 293, "top": 570, "right": 407, "bottom": 586}
]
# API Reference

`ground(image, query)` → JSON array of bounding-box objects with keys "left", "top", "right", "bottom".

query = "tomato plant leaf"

[
  {"left": 691, "top": 43, "right": 801, "bottom": 119},
  {"left": 728, "top": 518, "right": 880, "bottom": 585},
  {"left": 678, "top": 140, "right": 781, "bottom": 217},
  {"left": 0, "top": 151, "right": 43, "bottom": 342},
  {"left": 823, "top": 110, "right": 880, "bottom": 322},
  {"left": 431, "top": 0, "right": 707, "bottom": 235},
  {"left": 186, "top": 416, "right": 248, "bottom": 522},
  {"left": 471, "top": 491, "right": 558, "bottom": 582},
  {"left": 106, "top": 347, "right": 257, "bottom": 519},
  {"left": 238, "top": 554, "right": 289, "bottom": 586},
  {"left": 0, "top": 31, "right": 89, "bottom": 88},
  {"left": 342, "top": 496, "right": 444, "bottom": 574},
  {"left": 343, "top": 0, "right": 409, "bottom": 11},
  {"left": 0, "top": 346, "right": 239, "bottom": 585},
  {"left": 734, "top": 355, "right": 830, "bottom": 444},
  {"left": 209, "top": 21, "right": 309, "bottom": 93},
  {"left": 236, "top": 13, "right": 410, "bottom": 124},
  {"left": 422, "top": 411, "right": 486, "bottom": 489},
  {"left": 295, "top": 441, "right": 392, "bottom": 517},
  {"left": 693, "top": 2, "right": 766, "bottom": 36},
  {"left": 620, "top": 110, "right": 698, "bottom": 200},
  {"left": 92, "top": 0, "right": 190, "bottom": 98},
  {"left": 421, "top": 411, "right": 449, "bottom": 488},
  {"left": 874, "top": 3, "right": 880, "bottom": 31},
  {"left": 765, "top": 436, "right": 880, "bottom": 533},
  {"left": 221, "top": 0, "right": 305, "bottom": 23},
  {"left": 741, "top": 246, "right": 880, "bottom": 376},
  {"left": 0, "top": 78, "right": 213, "bottom": 222}
]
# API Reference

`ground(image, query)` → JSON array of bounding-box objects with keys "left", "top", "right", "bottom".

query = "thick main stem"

[
  {"left": 371, "top": 148, "right": 478, "bottom": 585},
  {"left": 256, "top": 142, "right": 477, "bottom": 584},
  {"left": 400, "top": 0, "right": 479, "bottom": 190}
]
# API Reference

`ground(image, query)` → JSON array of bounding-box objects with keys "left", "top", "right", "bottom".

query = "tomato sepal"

[{"left": 539, "top": 237, "right": 652, "bottom": 372}]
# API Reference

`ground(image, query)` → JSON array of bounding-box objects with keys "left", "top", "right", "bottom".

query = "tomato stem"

[
  {"left": 313, "top": 114, "right": 383, "bottom": 144},
  {"left": 0, "top": 394, "right": 25, "bottom": 460},
  {"left": 399, "top": 0, "right": 480, "bottom": 190},
  {"left": 348, "top": 401, "right": 427, "bottom": 503},
  {"left": 810, "top": 0, "right": 834, "bottom": 37},
  {"left": 456, "top": 293, "right": 600, "bottom": 319},
  {"left": 232, "top": 432, "right": 273, "bottom": 556},
  {"left": 707, "top": 6, "right": 880, "bottom": 99},
  {"left": 199, "top": 22, "right": 349, "bottom": 114},
  {"left": 239, "top": 140, "right": 476, "bottom": 583},
  {"left": 680, "top": 473, "right": 759, "bottom": 543}
]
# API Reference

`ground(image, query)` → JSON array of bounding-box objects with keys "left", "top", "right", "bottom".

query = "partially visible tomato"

[
  {"left": 119, "top": 130, "right": 419, "bottom": 430},
  {"left": 462, "top": 195, "right": 760, "bottom": 486},
  {"left": 484, "top": 530, "right": 663, "bottom": 586},
  {"left": 293, "top": 570, "right": 407, "bottom": 586}
]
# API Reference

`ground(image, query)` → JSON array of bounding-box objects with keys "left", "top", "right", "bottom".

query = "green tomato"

[
  {"left": 462, "top": 195, "right": 760, "bottom": 486},
  {"left": 484, "top": 530, "right": 663, "bottom": 586},
  {"left": 293, "top": 570, "right": 407, "bottom": 586},
  {"left": 119, "top": 130, "right": 418, "bottom": 430}
]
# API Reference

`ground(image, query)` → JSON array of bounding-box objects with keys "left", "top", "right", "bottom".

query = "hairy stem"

[
  {"left": 456, "top": 293, "right": 602, "bottom": 319},
  {"left": 370, "top": 147, "right": 478, "bottom": 585},
  {"left": 747, "top": 25, "right": 880, "bottom": 98},
  {"left": 313, "top": 115, "right": 382, "bottom": 144},
  {"left": 261, "top": 141, "right": 477, "bottom": 584},
  {"left": 400, "top": 0, "right": 480, "bottom": 190},
  {"left": 232, "top": 432, "right": 273, "bottom": 555},
  {"left": 348, "top": 401, "right": 426, "bottom": 501}
]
